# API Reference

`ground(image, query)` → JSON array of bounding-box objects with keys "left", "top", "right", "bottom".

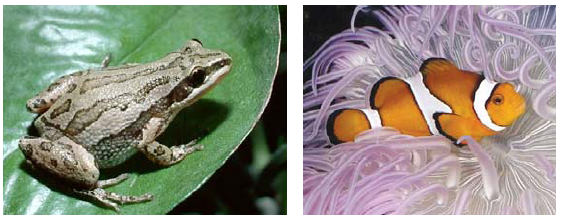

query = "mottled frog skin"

[{"left": 19, "top": 39, "right": 232, "bottom": 211}]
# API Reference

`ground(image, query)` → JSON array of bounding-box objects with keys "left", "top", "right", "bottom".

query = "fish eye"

[
  {"left": 492, "top": 94, "right": 504, "bottom": 105},
  {"left": 189, "top": 68, "right": 206, "bottom": 88}
]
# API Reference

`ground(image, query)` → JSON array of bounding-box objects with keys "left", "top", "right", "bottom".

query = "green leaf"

[{"left": 3, "top": 5, "right": 280, "bottom": 214}]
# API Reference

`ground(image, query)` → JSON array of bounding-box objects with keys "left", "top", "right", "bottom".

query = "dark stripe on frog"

[
  {"left": 79, "top": 56, "right": 185, "bottom": 94},
  {"left": 99, "top": 64, "right": 139, "bottom": 71},
  {"left": 93, "top": 80, "right": 194, "bottom": 160},
  {"left": 46, "top": 71, "right": 85, "bottom": 92},
  {"left": 46, "top": 82, "right": 61, "bottom": 92},
  {"left": 64, "top": 76, "right": 177, "bottom": 136},
  {"left": 86, "top": 69, "right": 198, "bottom": 165},
  {"left": 41, "top": 116, "right": 63, "bottom": 131},
  {"left": 66, "top": 83, "right": 77, "bottom": 93},
  {"left": 80, "top": 68, "right": 155, "bottom": 94},
  {"left": 188, "top": 52, "right": 222, "bottom": 59},
  {"left": 91, "top": 97, "right": 174, "bottom": 164},
  {"left": 50, "top": 99, "right": 72, "bottom": 119}
]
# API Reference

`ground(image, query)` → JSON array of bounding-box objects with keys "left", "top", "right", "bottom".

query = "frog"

[{"left": 18, "top": 39, "right": 232, "bottom": 211}]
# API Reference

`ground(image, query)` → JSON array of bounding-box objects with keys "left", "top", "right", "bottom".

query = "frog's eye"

[
  {"left": 492, "top": 94, "right": 504, "bottom": 105},
  {"left": 218, "top": 58, "right": 231, "bottom": 67},
  {"left": 189, "top": 68, "right": 206, "bottom": 88},
  {"left": 192, "top": 38, "right": 203, "bottom": 46}
]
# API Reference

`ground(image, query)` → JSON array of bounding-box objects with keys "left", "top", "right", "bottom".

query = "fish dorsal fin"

[{"left": 419, "top": 58, "right": 458, "bottom": 76}]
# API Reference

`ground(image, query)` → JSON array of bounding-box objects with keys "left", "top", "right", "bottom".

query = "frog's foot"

[
  {"left": 140, "top": 140, "right": 203, "bottom": 166},
  {"left": 75, "top": 188, "right": 153, "bottom": 212}
]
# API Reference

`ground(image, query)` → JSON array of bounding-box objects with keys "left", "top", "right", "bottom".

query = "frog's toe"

[
  {"left": 75, "top": 188, "right": 121, "bottom": 211},
  {"left": 183, "top": 139, "right": 204, "bottom": 150},
  {"left": 75, "top": 188, "right": 152, "bottom": 211},
  {"left": 104, "top": 191, "right": 154, "bottom": 206},
  {"left": 104, "top": 200, "right": 121, "bottom": 212},
  {"left": 178, "top": 143, "right": 204, "bottom": 154}
]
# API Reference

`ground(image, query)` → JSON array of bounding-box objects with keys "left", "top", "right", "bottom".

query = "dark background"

[
  {"left": 303, "top": 5, "right": 386, "bottom": 62},
  {"left": 169, "top": 5, "right": 287, "bottom": 215}
]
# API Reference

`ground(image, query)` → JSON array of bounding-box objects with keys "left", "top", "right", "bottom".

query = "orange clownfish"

[{"left": 327, "top": 58, "right": 526, "bottom": 145}]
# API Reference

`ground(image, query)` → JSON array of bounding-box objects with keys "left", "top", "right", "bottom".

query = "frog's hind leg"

[
  {"left": 19, "top": 136, "right": 100, "bottom": 188},
  {"left": 26, "top": 70, "right": 87, "bottom": 113},
  {"left": 20, "top": 136, "right": 152, "bottom": 211},
  {"left": 74, "top": 175, "right": 153, "bottom": 212}
]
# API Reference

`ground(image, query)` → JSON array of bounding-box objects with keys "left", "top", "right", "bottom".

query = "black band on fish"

[
  {"left": 470, "top": 74, "right": 485, "bottom": 103},
  {"left": 326, "top": 108, "right": 381, "bottom": 145},
  {"left": 433, "top": 113, "right": 463, "bottom": 146},
  {"left": 405, "top": 73, "right": 452, "bottom": 135},
  {"left": 370, "top": 75, "right": 434, "bottom": 135},
  {"left": 326, "top": 108, "right": 347, "bottom": 145},
  {"left": 484, "top": 83, "right": 503, "bottom": 125},
  {"left": 474, "top": 78, "right": 506, "bottom": 131},
  {"left": 369, "top": 76, "right": 399, "bottom": 110},
  {"left": 419, "top": 57, "right": 448, "bottom": 74}
]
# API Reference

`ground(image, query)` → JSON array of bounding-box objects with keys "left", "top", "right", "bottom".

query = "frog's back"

[{"left": 36, "top": 55, "right": 186, "bottom": 168}]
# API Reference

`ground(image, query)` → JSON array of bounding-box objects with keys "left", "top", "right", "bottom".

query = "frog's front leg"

[
  {"left": 137, "top": 117, "right": 203, "bottom": 166},
  {"left": 141, "top": 140, "right": 203, "bottom": 166},
  {"left": 19, "top": 136, "right": 152, "bottom": 211}
]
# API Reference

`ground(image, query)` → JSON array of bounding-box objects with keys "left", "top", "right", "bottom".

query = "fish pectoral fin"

[
  {"left": 471, "top": 136, "right": 483, "bottom": 141},
  {"left": 419, "top": 58, "right": 458, "bottom": 76},
  {"left": 434, "top": 113, "right": 476, "bottom": 143}
]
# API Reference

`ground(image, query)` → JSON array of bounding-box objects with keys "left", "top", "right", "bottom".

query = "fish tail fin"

[
  {"left": 419, "top": 58, "right": 458, "bottom": 76},
  {"left": 326, "top": 108, "right": 380, "bottom": 144}
]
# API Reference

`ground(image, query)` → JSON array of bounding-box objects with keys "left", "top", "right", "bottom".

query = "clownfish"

[{"left": 326, "top": 58, "right": 526, "bottom": 145}]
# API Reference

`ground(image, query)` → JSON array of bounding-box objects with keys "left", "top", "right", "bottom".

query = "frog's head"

[{"left": 169, "top": 39, "right": 232, "bottom": 109}]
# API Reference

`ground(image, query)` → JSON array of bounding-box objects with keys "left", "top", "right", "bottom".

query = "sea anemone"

[{"left": 303, "top": 5, "right": 555, "bottom": 214}]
